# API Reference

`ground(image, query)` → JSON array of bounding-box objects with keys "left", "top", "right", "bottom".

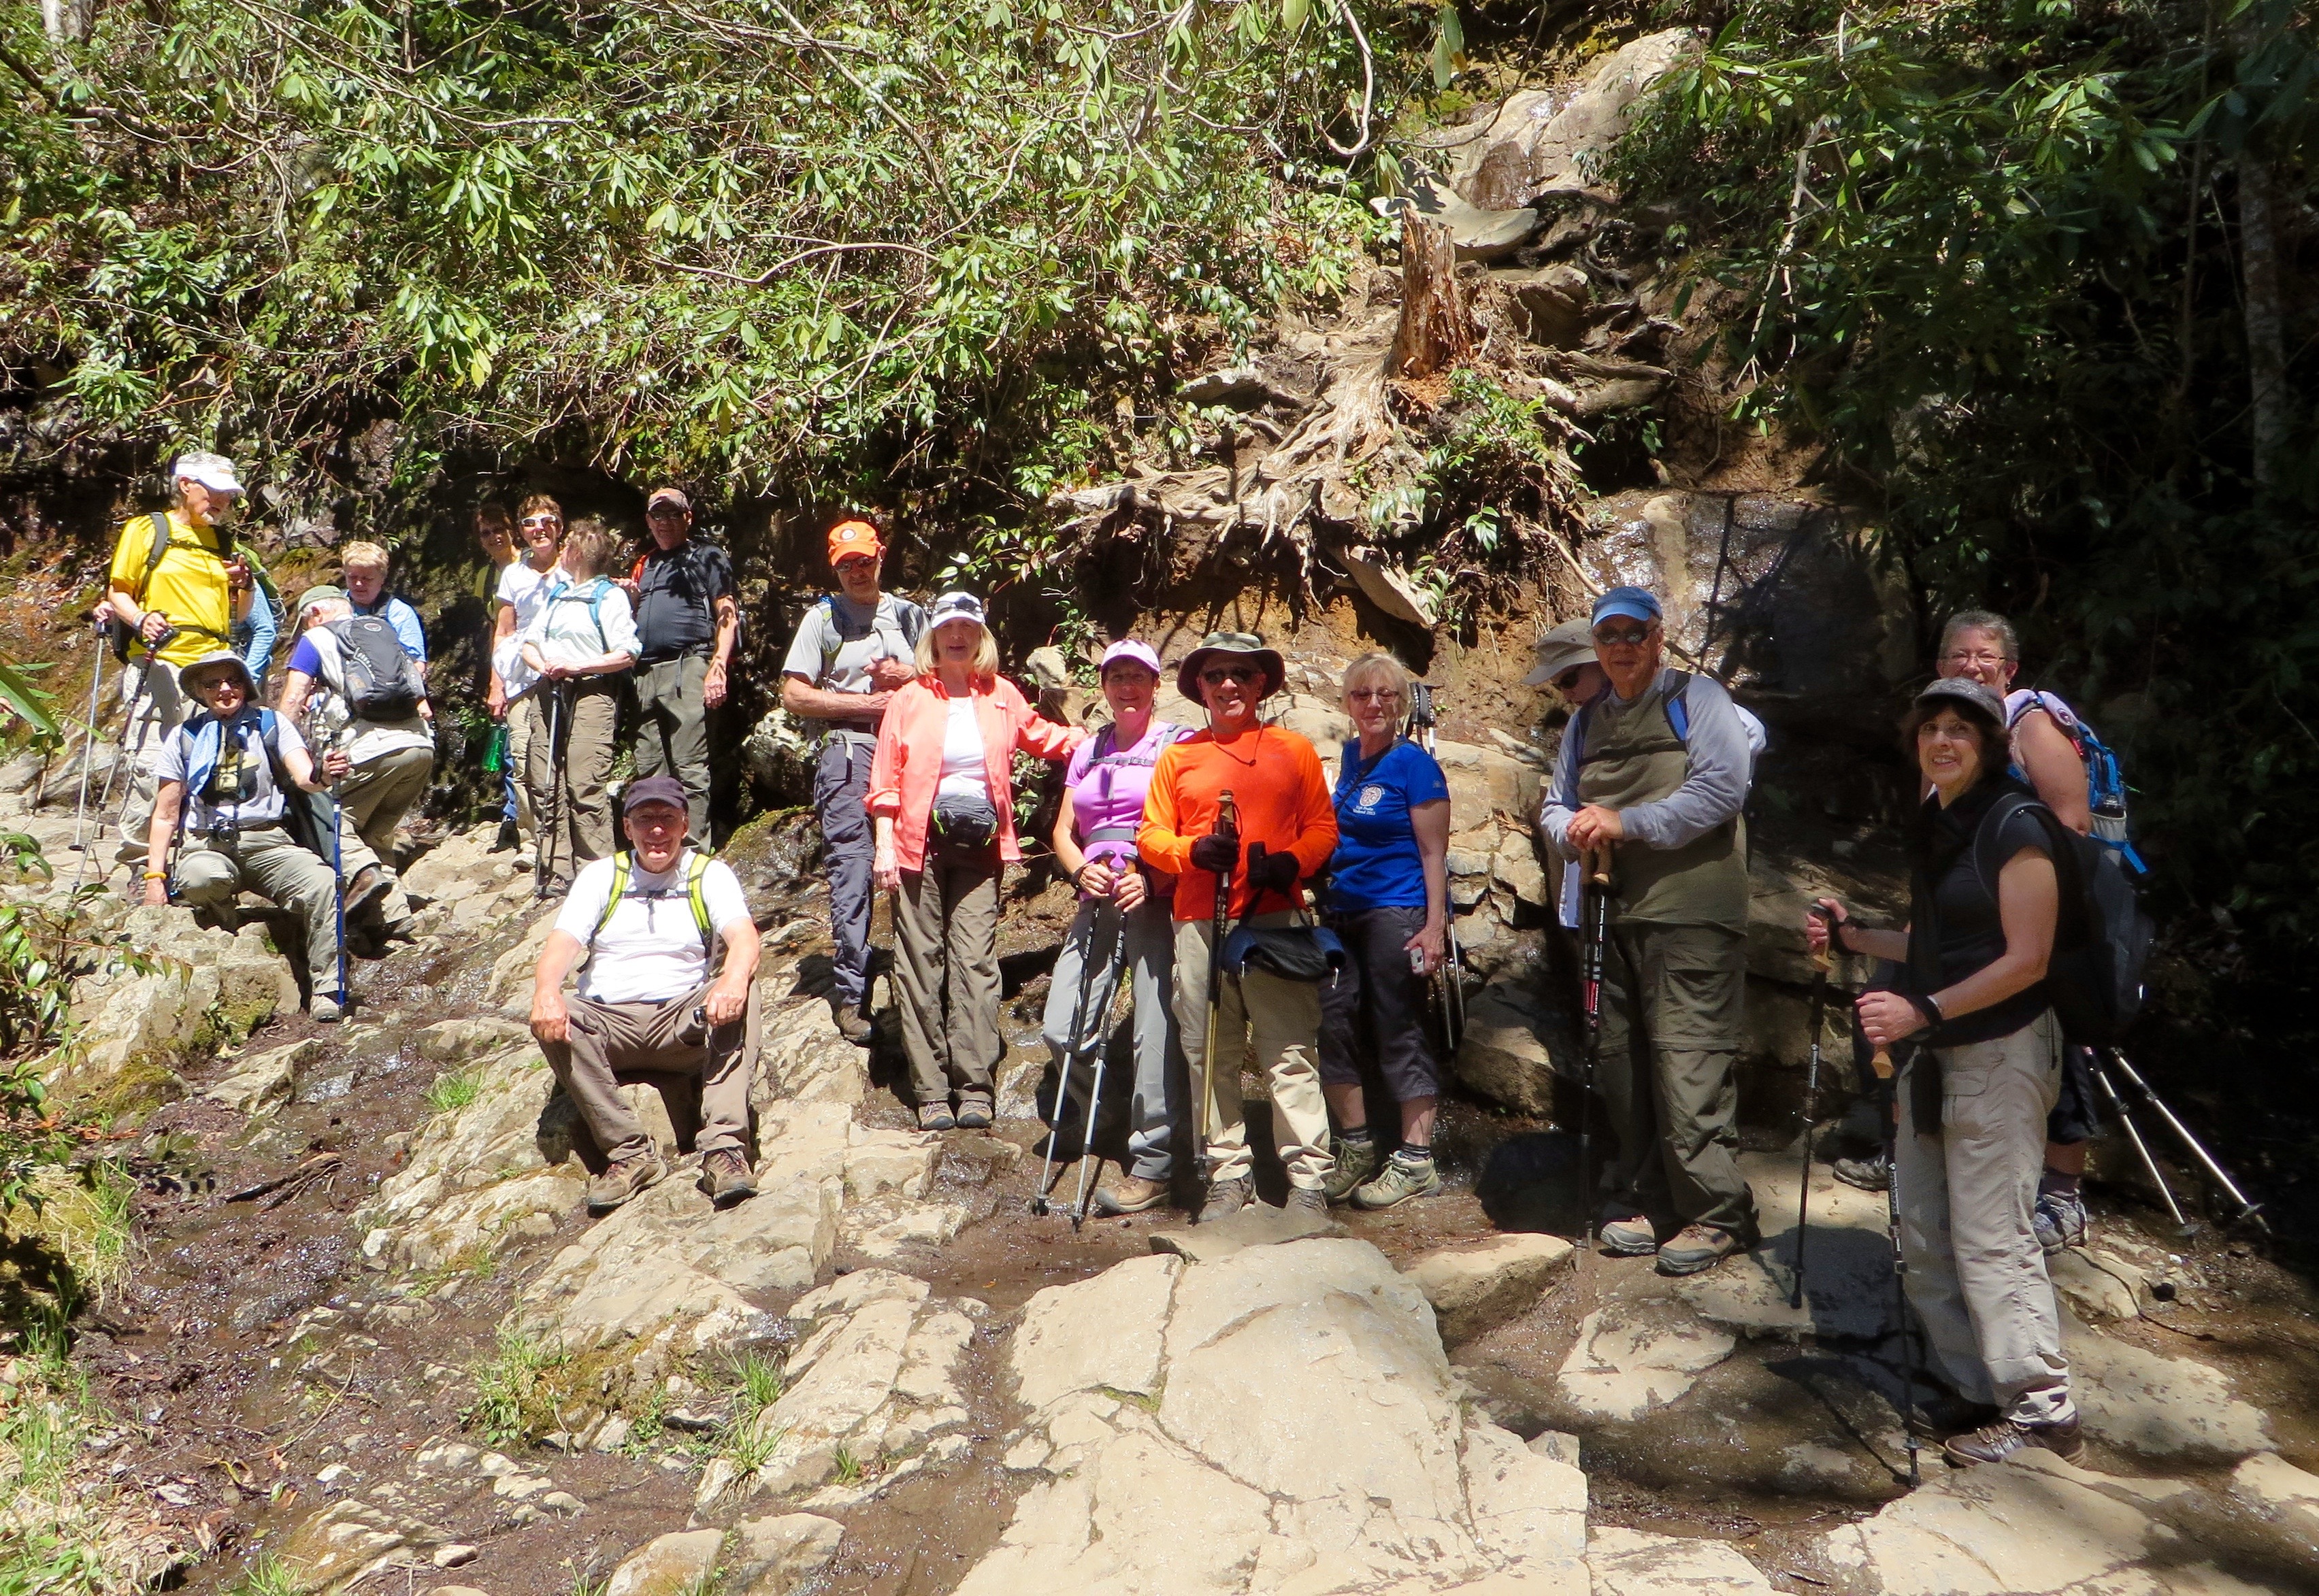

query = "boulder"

[
  {"left": 604, "top": 1530, "right": 723, "bottom": 1596},
  {"left": 1492, "top": 263, "right": 1592, "bottom": 348},
  {"left": 725, "top": 1514, "right": 844, "bottom": 1596},
  {"left": 2065, "top": 1318, "right": 2271, "bottom": 1462},
  {"left": 753, "top": 993, "right": 868, "bottom": 1105},
  {"left": 1588, "top": 1527, "right": 1774, "bottom": 1594},
  {"left": 1454, "top": 978, "right": 1564, "bottom": 1117},
  {"left": 2230, "top": 1453, "right": 2319, "bottom": 1565},
  {"left": 1404, "top": 1232, "right": 1573, "bottom": 1342},
  {"left": 201, "top": 1038, "right": 319, "bottom": 1115},
  {"left": 1147, "top": 1202, "right": 1341, "bottom": 1263},
  {"left": 1010, "top": 1254, "right": 1179, "bottom": 1412},
  {"left": 1380, "top": 173, "right": 1545, "bottom": 261},
  {"left": 1449, "top": 31, "right": 1702, "bottom": 210},
  {"left": 1556, "top": 1303, "right": 1735, "bottom": 1422}
]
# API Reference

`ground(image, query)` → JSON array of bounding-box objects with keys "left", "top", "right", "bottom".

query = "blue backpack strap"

[{"left": 1664, "top": 669, "right": 1692, "bottom": 743}]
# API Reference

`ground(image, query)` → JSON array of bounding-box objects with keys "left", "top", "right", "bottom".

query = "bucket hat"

[
  {"left": 1177, "top": 630, "right": 1285, "bottom": 705},
  {"left": 178, "top": 650, "right": 255, "bottom": 701},
  {"left": 1524, "top": 618, "right": 1600, "bottom": 686},
  {"left": 1913, "top": 676, "right": 2006, "bottom": 727}
]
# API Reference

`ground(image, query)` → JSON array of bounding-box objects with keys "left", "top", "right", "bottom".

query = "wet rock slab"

[{"left": 1146, "top": 1201, "right": 1342, "bottom": 1263}]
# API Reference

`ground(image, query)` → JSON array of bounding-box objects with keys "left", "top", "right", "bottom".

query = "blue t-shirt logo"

[{"left": 1356, "top": 784, "right": 1385, "bottom": 812}]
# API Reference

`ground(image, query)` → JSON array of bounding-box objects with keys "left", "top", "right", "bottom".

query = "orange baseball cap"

[{"left": 827, "top": 518, "right": 881, "bottom": 563}]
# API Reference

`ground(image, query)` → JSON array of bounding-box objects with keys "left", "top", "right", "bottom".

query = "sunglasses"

[
  {"left": 1592, "top": 626, "right": 1653, "bottom": 647},
  {"left": 521, "top": 516, "right": 560, "bottom": 529},
  {"left": 834, "top": 556, "right": 877, "bottom": 571},
  {"left": 647, "top": 505, "right": 687, "bottom": 517},
  {"left": 1201, "top": 665, "right": 1260, "bottom": 686},
  {"left": 1553, "top": 669, "right": 1583, "bottom": 692}
]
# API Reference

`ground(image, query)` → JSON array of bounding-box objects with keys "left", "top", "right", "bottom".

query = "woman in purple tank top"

[{"left": 1038, "top": 640, "right": 1187, "bottom": 1218}]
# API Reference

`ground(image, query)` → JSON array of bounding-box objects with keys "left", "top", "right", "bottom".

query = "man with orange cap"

[{"left": 781, "top": 518, "right": 925, "bottom": 1043}]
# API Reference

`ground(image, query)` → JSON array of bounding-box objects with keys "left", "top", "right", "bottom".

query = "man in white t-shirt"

[
  {"left": 779, "top": 517, "right": 924, "bottom": 1044},
  {"left": 277, "top": 585, "right": 434, "bottom": 936},
  {"left": 531, "top": 777, "right": 763, "bottom": 1214}
]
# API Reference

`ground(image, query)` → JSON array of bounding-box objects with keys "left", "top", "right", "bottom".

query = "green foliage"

[
  {"left": 0, "top": 0, "right": 1404, "bottom": 505},
  {"left": 0, "top": 661, "right": 61, "bottom": 754},
  {"left": 1612, "top": 0, "right": 2319, "bottom": 963},
  {"left": 422, "top": 1068, "right": 486, "bottom": 1117},
  {"left": 462, "top": 1328, "right": 572, "bottom": 1448},
  {"left": 226, "top": 1554, "right": 308, "bottom": 1596},
  {"left": 725, "top": 1348, "right": 784, "bottom": 1414},
  {"left": 0, "top": 1309, "right": 110, "bottom": 1596},
  {"left": 829, "top": 1442, "right": 864, "bottom": 1484}
]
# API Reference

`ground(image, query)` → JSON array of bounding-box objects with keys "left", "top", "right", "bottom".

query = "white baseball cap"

[
  {"left": 927, "top": 592, "right": 988, "bottom": 629},
  {"left": 171, "top": 452, "right": 245, "bottom": 495}
]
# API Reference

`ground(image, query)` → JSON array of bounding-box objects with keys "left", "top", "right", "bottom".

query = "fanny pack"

[
  {"left": 1223, "top": 907, "right": 1347, "bottom": 985},
  {"left": 932, "top": 792, "right": 1000, "bottom": 850}
]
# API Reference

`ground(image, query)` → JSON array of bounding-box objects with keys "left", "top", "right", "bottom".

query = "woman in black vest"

[{"left": 1807, "top": 677, "right": 2077, "bottom": 1469}]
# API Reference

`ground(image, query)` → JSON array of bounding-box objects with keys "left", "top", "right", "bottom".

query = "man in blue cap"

[{"left": 1540, "top": 586, "right": 1760, "bottom": 1275}]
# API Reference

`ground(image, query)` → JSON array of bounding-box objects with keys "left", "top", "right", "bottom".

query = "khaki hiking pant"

[
  {"left": 1897, "top": 1008, "right": 2074, "bottom": 1425},
  {"left": 113, "top": 657, "right": 191, "bottom": 870},
  {"left": 523, "top": 678, "right": 619, "bottom": 892},
  {"left": 892, "top": 840, "right": 1003, "bottom": 1107},
  {"left": 506, "top": 696, "right": 536, "bottom": 840},
  {"left": 1172, "top": 912, "right": 1333, "bottom": 1191},
  {"left": 337, "top": 742, "right": 433, "bottom": 922},
  {"left": 634, "top": 653, "right": 713, "bottom": 842},
  {"left": 1597, "top": 919, "right": 1757, "bottom": 1237},
  {"left": 538, "top": 980, "right": 762, "bottom": 1170},
  {"left": 172, "top": 822, "right": 341, "bottom": 1002}
]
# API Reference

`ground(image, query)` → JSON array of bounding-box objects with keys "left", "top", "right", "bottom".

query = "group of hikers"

[{"left": 93, "top": 450, "right": 2138, "bottom": 1476}]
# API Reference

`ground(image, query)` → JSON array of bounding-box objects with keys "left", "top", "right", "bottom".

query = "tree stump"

[{"left": 1391, "top": 216, "right": 1477, "bottom": 380}]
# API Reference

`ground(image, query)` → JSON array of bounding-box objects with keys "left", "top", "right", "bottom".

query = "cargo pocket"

[{"left": 1651, "top": 929, "right": 1748, "bottom": 1050}]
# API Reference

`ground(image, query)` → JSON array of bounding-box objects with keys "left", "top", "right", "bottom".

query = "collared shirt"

[
  {"left": 521, "top": 574, "right": 642, "bottom": 670},
  {"left": 553, "top": 850, "right": 752, "bottom": 1005},
  {"left": 353, "top": 593, "right": 428, "bottom": 662}
]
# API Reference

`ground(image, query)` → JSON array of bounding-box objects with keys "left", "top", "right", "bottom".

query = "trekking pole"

[
  {"left": 1790, "top": 914, "right": 1832, "bottom": 1309},
  {"left": 535, "top": 682, "right": 565, "bottom": 901},
  {"left": 1066, "top": 933, "right": 1135, "bottom": 1233},
  {"left": 1030, "top": 905, "right": 1113, "bottom": 1218},
  {"left": 1874, "top": 1040, "right": 1922, "bottom": 1488},
  {"left": 331, "top": 779, "right": 349, "bottom": 1010},
  {"left": 2087, "top": 1056, "right": 2191, "bottom": 1235},
  {"left": 93, "top": 650, "right": 157, "bottom": 843},
  {"left": 2103, "top": 1048, "right": 2267, "bottom": 1232},
  {"left": 1195, "top": 791, "right": 1238, "bottom": 1186},
  {"left": 63, "top": 626, "right": 108, "bottom": 895},
  {"left": 1578, "top": 844, "right": 1612, "bottom": 1264}
]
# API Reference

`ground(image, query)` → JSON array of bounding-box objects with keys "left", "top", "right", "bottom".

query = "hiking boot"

[
  {"left": 1943, "top": 1414, "right": 2086, "bottom": 1468},
  {"left": 955, "top": 1095, "right": 994, "bottom": 1131},
  {"left": 1196, "top": 1174, "right": 1253, "bottom": 1225},
  {"left": 310, "top": 995, "right": 344, "bottom": 1024},
  {"left": 1656, "top": 1223, "right": 1746, "bottom": 1277},
  {"left": 1089, "top": 1174, "right": 1170, "bottom": 1217},
  {"left": 2033, "top": 1187, "right": 2088, "bottom": 1255},
  {"left": 1908, "top": 1392, "right": 2002, "bottom": 1437},
  {"left": 345, "top": 866, "right": 392, "bottom": 922},
  {"left": 1599, "top": 1216, "right": 1658, "bottom": 1257},
  {"left": 1321, "top": 1135, "right": 1381, "bottom": 1203},
  {"left": 586, "top": 1152, "right": 667, "bottom": 1215},
  {"left": 917, "top": 1102, "right": 956, "bottom": 1132},
  {"left": 1351, "top": 1152, "right": 1442, "bottom": 1210},
  {"left": 834, "top": 1008, "right": 874, "bottom": 1046},
  {"left": 1832, "top": 1150, "right": 1892, "bottom": 1192},
  {"left": 490, "top": 817, "right": 521, "bottom": 853},
  {"left": 1281, "top": 1184, "right": 1330, "bottom": 1218},
  {"left": 698, "top": 1149, "right": 757, "bottom": 1208}
]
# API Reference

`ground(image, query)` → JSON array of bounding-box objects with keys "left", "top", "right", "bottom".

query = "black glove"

[
  {"left": 1246, "top": 842, "right": 1299, "bottom": 893},
  {"left": 1189, "top": 832, "right": 1239, "bottom": 874}
]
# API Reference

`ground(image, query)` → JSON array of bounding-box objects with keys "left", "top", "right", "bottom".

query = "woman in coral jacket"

[{"left": 870, "top": 592, "right": 1086, "bottom": 1130}]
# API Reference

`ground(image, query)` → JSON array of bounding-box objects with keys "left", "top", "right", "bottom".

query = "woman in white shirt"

[
  {"left": 519, "top": 517, "right": 639, "bottom": 891},
  {"left": 491, "top": 495, "right": 568, "bottom": 856}
]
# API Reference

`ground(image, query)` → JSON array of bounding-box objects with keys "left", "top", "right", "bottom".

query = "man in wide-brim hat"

[{"left": 1138, "top": 630, "right": 1340, "bottom": 1223}]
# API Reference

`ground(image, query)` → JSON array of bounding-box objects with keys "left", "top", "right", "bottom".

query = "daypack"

[
  {"left": 2006, "top": 690, "right": 2144, "bottom": 873},
  {"left": 1973, "top": 791, "right": 2152, "bottom": 1047},
  {"left": 588, "top": 850, "right": 719, "bottom": 961},
  {"left": 814, "top": 593, "right": 923, "bottom": 686},
  {"left": 327, "top": 615, "right": 425, "bottom": 722},
  {"left": 546, "top": 576, "right": 614, "bottom": 652},
  {"left": 111, "top": 511, "right": 276, "bottom": 662}
]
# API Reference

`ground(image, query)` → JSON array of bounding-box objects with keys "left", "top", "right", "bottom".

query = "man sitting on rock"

[
  {"left": 529, "top": 776, "right": 763, "bottom": 1215},
  {"left": 142, "top": 651, "right": 352, "bottom": 1022}
]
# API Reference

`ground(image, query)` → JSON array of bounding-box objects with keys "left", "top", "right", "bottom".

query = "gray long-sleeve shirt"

[{"left": 1539, "top": 665, "right": 1758, "bottom": 859}]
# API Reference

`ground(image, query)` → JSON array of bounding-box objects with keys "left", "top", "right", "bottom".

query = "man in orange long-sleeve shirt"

[{"left": 1139, "top": 631, "right": 1339, "bottom": 1223}]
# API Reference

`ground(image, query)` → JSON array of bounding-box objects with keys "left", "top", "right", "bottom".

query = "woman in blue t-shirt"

[{"left": 1318, "top": 652, "right": 1451, "bottom": 1210}]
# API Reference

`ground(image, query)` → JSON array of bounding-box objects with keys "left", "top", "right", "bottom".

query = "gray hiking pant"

[
  {"left": 1897, "top": 1008, "right": 2075, "bottom": 1425},
  {"left": 1041, "top": 895, "right": 1181, "bottom": 1180},
  {"left": 523, "top": 679, "right": 619, "bottom": 892},
  {"left": 113, "top": 658, "right": 190, "bottom": 869},
  {"left": 892, "top": 838, "right": 1002, "bottom": 1107},
  {"left": 814, "top": 736, "right": 876, "bottom": 1012},
  {"left": 338, "top": 742, "right": 433, "bottom": 922},
  {"left": 634, "top": 652, "right": 712, "bottom": 842},
  {"left": 1597, "top": 919, "right": 1757, "bottom": 1237},
  {"left": 538, "top": 981, "right": 762, "bottom": 1169},
  {"left": 172, "top": 821, "right": 341, "bottom": 1001}
]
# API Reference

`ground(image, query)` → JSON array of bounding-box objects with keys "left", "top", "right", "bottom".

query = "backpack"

[
  {"left": 815, "top": 594, "right": 923, "bottom": 686},
  {"left": 1973, "top": 792, "right": 2152, "bottom": 1047},
  {"left": 548, "top": 577, "right": 613, "bottom": 652},
  {"left": 168, "top": 708, "right": 339, "bottom": 869},
  {"left": 112, "top": 511, "right": 271, "bottom": 662},
  {"left": 2006, "top": 691, "right": 2145, "bottom": 873},
  {"left": 326, "top": 615, "right": 425, "bottom": 721},
  {"left": 587, "top": 850, "right": 719, "bottom": 963}
]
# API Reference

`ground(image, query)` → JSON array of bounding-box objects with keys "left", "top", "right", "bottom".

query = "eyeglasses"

[
  {"left": 521, "top": 516, "right": 559, "bottom": 529},
  {"left": 1201, "top": 665, "right": 1260, "bottom": 686},
  {"left": 1941, "top": 650, "right": 2010, "bottom": 669},
  {"left": 1347, "top": 688, "right": 1402, "bottom": 703},
  {"left": 646, "top": 505, "right": 687, "bottom": 518},
  {"left": 1592, "top": 627, "right": 1654, "bottom": 647}
]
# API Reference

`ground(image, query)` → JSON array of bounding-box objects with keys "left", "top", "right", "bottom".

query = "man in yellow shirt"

[{"left": 103, "top": 452, "right": 248, "bottom": 869}]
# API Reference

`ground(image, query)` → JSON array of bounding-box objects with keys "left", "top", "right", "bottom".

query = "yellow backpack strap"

[
  {"left": 591, "top": 852, "right": 632, "bottom": 947},
  {"left": 685, "top": 852, "right": 716, "bottom": 952}
]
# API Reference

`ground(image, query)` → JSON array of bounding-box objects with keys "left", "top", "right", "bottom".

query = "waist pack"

[
  {"left": 932, "top": 792, "right": 1000, "bottom": 850},
  {"left": 1223, "top": 914, "right": 1347, "bottom": 984}
]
